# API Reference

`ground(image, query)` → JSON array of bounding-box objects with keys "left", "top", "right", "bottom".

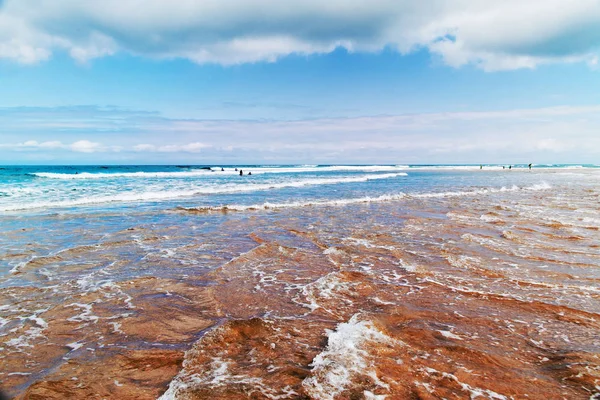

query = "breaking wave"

[
  {"left": 180, "top": 182, "right": 552, "bottom": 213},
  {"left": 1, "top": 173, "right": 407, "bottom": 212}
]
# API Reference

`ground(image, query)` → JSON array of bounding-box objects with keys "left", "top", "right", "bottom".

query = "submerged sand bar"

[{"left": 0, "top": 168, "right": 599, "bottom": 399}]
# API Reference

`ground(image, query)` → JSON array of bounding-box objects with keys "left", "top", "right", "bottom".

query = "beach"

[{"left": 1, "top": 165, "right": 599, "bottom": 399}]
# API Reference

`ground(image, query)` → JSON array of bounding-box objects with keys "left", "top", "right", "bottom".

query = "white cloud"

[
  {"left": 0, "top": 140, "right": 66, "bottom": 149},
  {"left": 0, "top": 139, "right": 112, "bottom": 153},
  {"left": 0, "top": 1, "right": 600, "bottom": 69},
  {"left": 70, "top": 140, "right": 102, "bottom": 153},
  {"left": 133, "top": 142, "right": 211, "bottom": 153},
  {"left": 133, "top": 144, "right": 156, "bottom": 152},
  {"left": 37, "top": 140, "right": 64, "bottom": 148},
  {"left": 1, "top": 105, "right": 599, "bottom": 163}
]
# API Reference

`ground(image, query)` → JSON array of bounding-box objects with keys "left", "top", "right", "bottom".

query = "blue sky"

[{"left": 1, "top": 1, "right": 600, "bottom": 164}]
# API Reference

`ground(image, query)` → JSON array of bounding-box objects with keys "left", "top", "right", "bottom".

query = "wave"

[
  {"left": 30, "top": 170, "right": 215, "bottom": 179},
  {"left": 30, "top": 165, "right": 409, "bottom": 179},
  {"left": 413, "top": 182, "right": 551, "bottom": 198},
  {"left": 535, "top": 164, "right": 594, "bottom": 169},
  {"left": 180, "top": 193, "right": 410, "bottom": 213},
  {"left": 406, "top": 165, "right": 599, "bottom": 170},
  {"left": 314, "top": 165, "right": 407, "bottom": 172},
  {"left": 1, "top": 173, "right": 407, "bottom": 212},
  {"left": 227, "top": 165, "right": 407, "bottom": 174},
  {"left": 179, "top": 182, "right": 552, "bottom": 213}
]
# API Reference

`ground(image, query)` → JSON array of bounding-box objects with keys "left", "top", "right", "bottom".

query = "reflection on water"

[{"left": 0, "top": 171, "right": 599, "bottom": 399}]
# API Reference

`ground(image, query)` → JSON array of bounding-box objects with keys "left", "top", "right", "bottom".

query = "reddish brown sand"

[{"left": 1, "top": 186, "right": 599, "bottom": 399}]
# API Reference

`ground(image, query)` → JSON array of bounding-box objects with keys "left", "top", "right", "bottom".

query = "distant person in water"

[
  {"left": 221, "top": 167, "right": 224, "bottom": 171},
  {"left": 235, "top": 168, "right": 238, "bottom": 171},
  {"left": 239, "top": 169, "right": 243, "bottom": 176},
  {"left": 503, "top": 166, "right": 505, "bottom": 169},
  {"left": 509, "top": 165, "right": 512, "bottom": 170},
  {"left": 480, "top": 165, "right": 482, "bottom": 169},
  {"left": 248, "top": 172, "right": 252, "bottom": 175},
  {"left": 528, "top": 163, "right": 532, "bottom": 170}
]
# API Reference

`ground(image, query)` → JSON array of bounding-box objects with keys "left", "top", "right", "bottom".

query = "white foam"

[
  {"left": 66, "top": 341, "right": 84, "bottom": 351},
  {"left": 9, "top": 260, "right": 29, "bottom": 274},
  {"left": 31, "top": 166, "right": 407, "bottom": 180},
  {"left": 302, "top": 314, "right": 400, "bottom": 399},
  {"left": 109, "top": 322, "right": 124, "bottom": 334},
  {"left": 480, "top": 214, "right": 504, "bottom": 223},
  {"left": 159, "top": 356, "right": 298, "bottom": 400},
  {"left": 27, "top": 316, "right": 48, "bottom": 329},
  {"left": 422, "top": 366, "right": 509, "bottom": 399},
  {"left": 439, "top": 330, "right": 464, "bottom": 341},
  {"left": 67, "top": 303, "right": 100, "bottom": 324},
  {"left": 185, "top": 193, "right": 409, "bottom": 213},
  {"left": 5, "top": 316, "right": 48, "bottom": 349},
  {"left": 182, "top": 182, "right": 551, "bottom": 213},
  {"left": 246, "top": 165, "right": 409, "bottom": 174},
  {"left": 343, "top": 237, "right": 396, "bottom": 251},
  {"left": 298, "top": 272, "right": 355, "bottom": 313},
  {"left": 32, "top": 170, "right": 214, "bottom": 179},
  {"left": 323, "top": 247, "right": 344, "bottom": 256},
  {"left": 364, "top": 391, "right": 388, "bottom": 399},
  {"left": 525, "top": 182, "right": 552, "bottom": 191},
  {"left": 412, "top": 182, "right": 550, "bottom": 199},
  {"left": 2, "top": 173, "right": 407, "bottom": 212},
  {"left": 407, "top": 165, "right": 506, "bottom": 171}
]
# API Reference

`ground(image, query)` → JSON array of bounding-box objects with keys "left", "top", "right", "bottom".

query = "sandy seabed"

[{"left": 1, "top": 181, "right": 599, "bottom": 399}]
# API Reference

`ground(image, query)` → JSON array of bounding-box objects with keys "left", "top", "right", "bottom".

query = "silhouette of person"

[
  {"left": 248, "top": 172, "right": 252, "bottom": 175},
  {"left": 528, "top": 163, "right": 532, "bottom": 170},
  {"left": 239, "top": 169, "right": 243, "bottom": 176}
]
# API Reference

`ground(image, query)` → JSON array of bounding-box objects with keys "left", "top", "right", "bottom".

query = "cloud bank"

[
  {"left": 1, "top": 105, "right": 599, "bottom": 164},
  {"left": 1, "top": 0, "right": 600, "bottom": 70},
  {"left": 0, "top": 139, "right": 116, "bottom": 153}
]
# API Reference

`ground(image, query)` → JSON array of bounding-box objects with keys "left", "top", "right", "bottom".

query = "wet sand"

[{"left": 1, "top": 180, "right": 599, "bottom": 399}]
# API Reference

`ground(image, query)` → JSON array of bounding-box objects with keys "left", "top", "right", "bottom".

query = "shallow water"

[{"left": 0, "top": 165, "right": 599, "bottom": 399}]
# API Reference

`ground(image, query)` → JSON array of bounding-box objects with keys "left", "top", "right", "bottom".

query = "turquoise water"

[{"left": 0, "top": 164, "right": 592, "bottom": 214}]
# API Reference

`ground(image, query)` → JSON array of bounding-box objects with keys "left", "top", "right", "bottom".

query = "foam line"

[
  {"left": 181, "top": 182, "right": 552, "bottom": 213},
  {"left": 1, "top": 173, "right": 407, "bottom": 211}
]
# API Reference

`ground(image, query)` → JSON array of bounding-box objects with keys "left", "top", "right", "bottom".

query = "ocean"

[{"left": 1, "top": 164, "right": 599, "bottom": 399}]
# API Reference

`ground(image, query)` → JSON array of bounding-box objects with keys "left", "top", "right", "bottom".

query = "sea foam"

[
  {"left": 302, "top": 314, "right": 399, "bottom": 399},
  {"left": 1, "top": 173, "right": 407, "bottom": 211},
  {"left": 181, "top": 182, "right": 552, "bottom": 213}
]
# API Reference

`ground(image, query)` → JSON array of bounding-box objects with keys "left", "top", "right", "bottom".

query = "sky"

[{"left": 1, "top": 0, "right": 600, "bottom": 165}]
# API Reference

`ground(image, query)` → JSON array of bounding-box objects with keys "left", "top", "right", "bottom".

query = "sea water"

[{"left": 0, "top": 164, "right": 599, "bottom": 399}]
